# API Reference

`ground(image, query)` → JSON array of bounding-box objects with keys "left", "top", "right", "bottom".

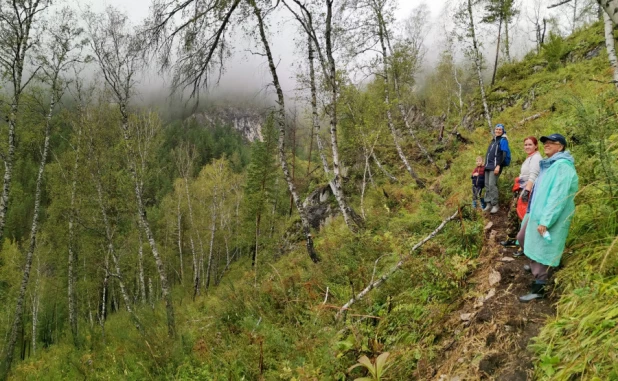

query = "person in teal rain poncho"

[{"left": 519, "top": 133, "right": 578, "bottom": 302}]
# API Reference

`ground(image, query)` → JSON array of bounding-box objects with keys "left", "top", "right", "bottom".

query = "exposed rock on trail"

[{"left": 427, "top": 205, "right": 555, "bottom": 380}]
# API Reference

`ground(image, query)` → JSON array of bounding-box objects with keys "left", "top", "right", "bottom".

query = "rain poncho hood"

[{"left": 524, "top": 151, "right": 578, "bottom": 266}]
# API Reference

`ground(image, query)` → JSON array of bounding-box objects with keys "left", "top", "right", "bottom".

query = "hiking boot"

[
  {"left": 513, "top": 248, "right": 524, "bottom": 258},
  {"left": 500, "top": 239, "right": 518, "bottom": 248},
  {"left": 523, "top": 264, "right": 531, "bottom": 272},
  {"left": 490, "top": 205, "right": 500, "bottom": 214},
  {"left": 472, "top": 200, "right": 478, "bottom": 209},
  {"left": 482, "top": 204, "right": 492, "bottom": 212},
  {"left": 519, "top": 282, "right": 545, "bottom": 303}
]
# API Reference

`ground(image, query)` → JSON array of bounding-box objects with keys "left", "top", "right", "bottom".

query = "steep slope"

[{"left": 8, "top": 22, "right": 617, "bottom": 381}]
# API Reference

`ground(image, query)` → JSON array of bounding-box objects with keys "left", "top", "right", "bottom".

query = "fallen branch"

[
  {"left": 517, "top": 110, "right": 549, "bottom": 126},
  {"left": 335, "top": 211, "right": 459, "bottom": 320},
  {"left": 587, "top": 78, "right": 618, "bottom": 85}
]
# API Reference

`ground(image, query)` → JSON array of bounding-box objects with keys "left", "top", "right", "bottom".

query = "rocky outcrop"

[{"left": 189, "top": 107, "right": 264, "bottom": 142}]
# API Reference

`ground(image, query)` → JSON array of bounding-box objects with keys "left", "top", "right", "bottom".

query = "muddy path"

[{"left": 421, "top": 205, "right": 556, "bottom": 380}]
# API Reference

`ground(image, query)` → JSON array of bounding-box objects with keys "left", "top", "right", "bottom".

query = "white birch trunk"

[
  {"left": 376, "top": 14, "right": 424, "bottom": 187},
  {"left": 137, "top": 229, "right": 147, "bottom": 303},
  {"left": 250, "top": 0, "right": 319, "bottom": 263},
  {"left": 308, "top": 35, "right": 331, "bottom": 177},
  {"left": 119, "top": 108, "right": 175, "bottom": 337},
  {"left": 599, "top": 0, "right": 618, "bottom": 25},
  {"left": 466, "top": 0, "right": 493, "bottom": 132},
  {"left": 371, "top": 153, "right": 398, "bottom": 182},
  {"left": 336, "top": 211, "right": 459, "bottom": 319},
  {"left": 176, "top": 197, "right": 184, "bottom": 283},
  {"left": 67, "top": 112, "right": 83, "bottom": 347},
  {"left": 205, "top": 193, "right": 217, "bottom": 289},
  {"left": 92, "top": 169, "right": 142, "bottom": 333},
  {"left": 4, "top": 89, "right": 55, "bottom": 373},
  {"left": 384, "top": 34, "right": 439, "bottom": 173},
  {"left": 604, "top": 12, "right": 618, "bottom": 88},
  {"left": 324, "top": 1, "right": 355, "bottom": 228},
  {"left": 31, "top": 259, "right": 40, "bottom": 356}
]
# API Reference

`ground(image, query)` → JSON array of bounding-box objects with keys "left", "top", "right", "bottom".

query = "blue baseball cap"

[{"left": 540, "top": 133, "right": 567, "bottom": 146}]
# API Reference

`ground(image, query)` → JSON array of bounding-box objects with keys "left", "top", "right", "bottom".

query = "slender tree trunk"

[
  {"left": 599, "top": 0, "right": 618, "bottom": 25},
  {"left": 467, "top": 0, "right": 493, "bottom": 132},
  {"left": 309, "top": 36, "right": 331, "bottom": 177},
  {"left": 0, "top": 103, "right": 19, "bottom": 246},
  {"left": 383, "top": 33, "right": 439, "bottom": 173},
  {"left": 119, "top": 109, "right": 175, "bottom": 337},
  {"left": 67, "top": 116, "right": 83, "bottom": 348},
  {"left": 182, "top": 176, "right": 203, "bottom": 300},
  {"left": 249, "top": 0, "right": 319, "bottom": 263},
  {"left": 504, "top": 19, "right": 511, "bottom": 62},
  {"left": 324, "top": 0, "right": 356, "bottom": 228},
  {"left": 491, "top": 17, "right": 503, "bottom": 86},
  {"left": 100, "top": 251, "right": 110, "bottom": 341},
  {"left": 92, "top": 170, "right": 142, "bottom": 333},
  {"left": 31, "top": 259, "right": 40, "bottom": 356},
  {"left": 254, "top": 213, "right": 261, "bottom": 288},
  {"left": 3, "top": 89, "right": 55, "bottom": 376},
  {"left": 376, "top": 13, "right": 424, "bottom": 187},
  {"left": 176, "top": 197, "right": 184, "bottom": 283},
  {"left": 371, "top": 153, "right": 397, "bottom": 182},
  {"left": 205, "top": 194, "right": 217, "bottom": 289},
  {"left": 137, "top": 228, "right": 147, "bottom": 303},
  {"left": 604, "top": 12, "right": 618, "bottom": 88}
]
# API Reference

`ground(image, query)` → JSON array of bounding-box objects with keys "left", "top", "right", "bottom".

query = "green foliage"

[
  {"left": 543, "top": 32, "right": 570, "bottom": 71},
  {"left": 348, "top": 352, "right": 392, "bottom": 381}
]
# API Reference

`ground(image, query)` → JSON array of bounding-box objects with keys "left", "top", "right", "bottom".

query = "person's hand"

[
  {"left": 472, "top": 173, "right": 478, "bottom": 177},
  {"left": 494, "top": 166, "right": 500, "bottom": 175},
  {"left": 521, "top": 189, "right": 530, "bottom": 203},
  {"left": 537, "top": 225, "right": 547, "bottom": 236}
]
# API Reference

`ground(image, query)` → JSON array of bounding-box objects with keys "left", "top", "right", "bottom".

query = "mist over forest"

[{"left": 0, "top": 0, "right": 616, "bottom": 379}]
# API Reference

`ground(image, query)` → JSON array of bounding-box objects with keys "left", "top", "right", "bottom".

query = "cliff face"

[{"left": 189, "top": 107, "right": 264, "bottom": 142}]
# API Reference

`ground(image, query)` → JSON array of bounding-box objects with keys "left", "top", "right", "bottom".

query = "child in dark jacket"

[{"left": 471, "top": 156, "right": 487, "bottom": 209}]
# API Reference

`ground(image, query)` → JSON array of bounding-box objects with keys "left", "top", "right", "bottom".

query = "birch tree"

[
  {"left": 0, "top": 0, "right": 48, "bottom": 247},
  {"left": 146, "top": 0, "right": 319, "bottom": 262},
  {"left": 456, "top": 0, "right": 493, "bottom": 132},
  {"left": 603, "top": 11, "right": 618, "bottom": 88},
  {"left": 281, "top": 0, "right": 360, "bottom": 228},
  {"left": 367, "top": 0, "right": 424, "bottom": 187},
  {"left": 598, "top": 0, "right": 618, "bottom": 25},
  {"left": 88, "top": 7, "right": 176, "bottom": 337},
  {"left": 2, "top": 7, "right": 82, "bottom": 374}
]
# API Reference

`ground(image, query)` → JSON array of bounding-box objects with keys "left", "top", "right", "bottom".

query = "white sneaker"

[
  {"left": 490, "top": 205, "right": 500, "bottom": 214},
  {"left": 482, "top": 204, "right": 492, "bottom": 212}
]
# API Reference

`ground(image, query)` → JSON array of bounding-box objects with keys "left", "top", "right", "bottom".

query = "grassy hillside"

[{"left": 10, "top": 22, "right": 618, "bottom": 380}]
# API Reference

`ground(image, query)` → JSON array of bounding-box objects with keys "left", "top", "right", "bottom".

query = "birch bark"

[
  {"left": 376, "top": 10, "right": 424, "bottom": 187},
  {"left": 249, "top": 0, "right": 319, "bottom": 263},
  {"left": 466, "top": 0, "right": 493, "bottom": 132},
  {"left": 4, "top": 81, "right": 56, "bottom": 377},
  {"left": 604, "top": 12, "right": 618, "bottom": 88},
  {"left": 598, "top": 0, "right": 618, "bottom": 25}
]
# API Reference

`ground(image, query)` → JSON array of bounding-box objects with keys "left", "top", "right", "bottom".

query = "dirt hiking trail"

[{"left": 420, "top": 205, "right": 556, "bottom": 380}]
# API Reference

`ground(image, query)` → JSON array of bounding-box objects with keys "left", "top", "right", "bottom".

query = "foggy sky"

[
  {"left": 77, "top": 0, "right": 441, "bottom": 104},
  {"left": 76, "top": 0, "right": 568, "bottom": 106}
]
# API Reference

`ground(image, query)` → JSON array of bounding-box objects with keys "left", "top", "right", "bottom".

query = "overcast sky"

[{"left": 76, "top": 0, "right": 445, "bottom": 103}]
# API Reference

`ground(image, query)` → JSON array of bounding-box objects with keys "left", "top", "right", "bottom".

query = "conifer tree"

[{"left": 245, "top": 114, "right": 278, "bottom": 277}]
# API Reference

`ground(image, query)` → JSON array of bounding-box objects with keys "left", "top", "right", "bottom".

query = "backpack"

[{"left": 500, "top": 138, "right": 511, "bottom": 166}]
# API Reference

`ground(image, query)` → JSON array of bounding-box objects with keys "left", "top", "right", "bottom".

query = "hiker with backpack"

[
  {"left": 483, "top": 124, "right": 511, "bottom": 214},
  {"left": 502, "top": 136, "right": 543, "bottom": 254},
  {"left": 518, "top": 134, "right": 579, "bottom": 302}
]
